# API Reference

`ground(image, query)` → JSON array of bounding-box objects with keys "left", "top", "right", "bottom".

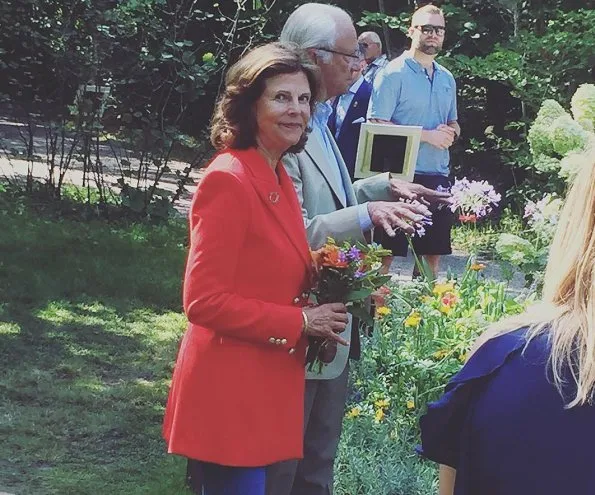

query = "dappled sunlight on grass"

[
  {"left": 0, "top": 321, "right": 21, "bottom": 335},
  {"left": 1, "top": 194, "right": 192, "bottom": 494}
]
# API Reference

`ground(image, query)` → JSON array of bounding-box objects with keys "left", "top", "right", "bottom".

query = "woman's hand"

[{"left": 303, "top": 303, "right": 349, "bottom": 345}]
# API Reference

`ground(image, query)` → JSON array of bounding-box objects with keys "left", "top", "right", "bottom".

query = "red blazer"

[{"left": 163, "top": 148, "right": 313, "bottom": 467}]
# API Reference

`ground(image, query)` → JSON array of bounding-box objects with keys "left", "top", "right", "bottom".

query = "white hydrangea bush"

[
  {"left": 527, "top": 99, "right": 567, "bottom": 157},
  {"left": 571, "top": 83, "right": 595, "bottom": 132},
  {"left": 527, "top": 84, "right": 595, "bottom": 181}
]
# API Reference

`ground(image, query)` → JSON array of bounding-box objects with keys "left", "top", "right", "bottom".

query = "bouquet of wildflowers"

[
  {"left": 306, "top": 238, "right": 391, "bottom": 372},
  {"left": 447, "top": 178, "right": 501, "bottom": 223}
]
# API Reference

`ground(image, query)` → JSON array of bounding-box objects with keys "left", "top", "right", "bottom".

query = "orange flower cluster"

[
  {"left": 371, "top": 285, "right": 391, "bottom": 307},
  {"left": 458, "top": 213, "right": 477, "bottom": 223},
  {"left": 439, "top": 291, "right": 459, "bottom": 315},
  {"left": 441, "top": 291, "right": 458, "bottom": 307},
  {"left": 315, "top": 244, "right": 348, "bottom": 268}
]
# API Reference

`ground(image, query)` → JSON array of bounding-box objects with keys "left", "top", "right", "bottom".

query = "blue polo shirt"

[{"left": 367, "top": 51, "right": 458, "bottom": 177}]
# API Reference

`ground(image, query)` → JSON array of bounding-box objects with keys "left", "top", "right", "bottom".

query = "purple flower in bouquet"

[
  {"left": 346, "top": 246, "right": 362, "bottom": 261},
  {"left": 448, "top": 178, "right": 501, "bottom": 222}
]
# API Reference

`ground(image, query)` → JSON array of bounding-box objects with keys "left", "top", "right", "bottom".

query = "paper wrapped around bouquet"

[{"left": 306, "top": 313, "right": 352, "bottom": 380}]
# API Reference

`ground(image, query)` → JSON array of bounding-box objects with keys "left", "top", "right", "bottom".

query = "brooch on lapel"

[{"left": 269, "top": 192, "right": 280, "bottom": 204}]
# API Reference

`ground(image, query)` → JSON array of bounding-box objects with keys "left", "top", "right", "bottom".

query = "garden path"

[
  {"left": 0, "top": 116, "right": 527, "bottom": 292},
  {"left": 390, "top": 250, "right": 528, "bottom": 294},
  {"left": 0, "top": 117, "right": 203, "bottom": 213}
]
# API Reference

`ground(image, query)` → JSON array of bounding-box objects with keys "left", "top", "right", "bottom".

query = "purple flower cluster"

[
  {"left": 414, "top": 216, "right": 434, "bottom": 238},
  {"left": 448, "top": 178, "right": 501, "bottom": 219},
  {"left": 346, "top": 246, "right": 361, "bottom": 261}
]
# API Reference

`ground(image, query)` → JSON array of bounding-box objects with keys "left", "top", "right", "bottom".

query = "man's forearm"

[{"left": 303, "top": 207, "right": 365, "bottom": 249}]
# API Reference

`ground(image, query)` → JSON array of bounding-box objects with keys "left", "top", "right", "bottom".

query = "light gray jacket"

[
  {"left": 282, "top": 127, "right": 393, "bottom": 379},
  {"left": 283, "top": 127, "right": 393, "bottom": 250}
]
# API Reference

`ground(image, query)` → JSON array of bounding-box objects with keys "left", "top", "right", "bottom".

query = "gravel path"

[
  {"left": 389, "top": 249, "right": 529, "bottom": 294},
  {"left": 1, "top": 117, "right": 528, "bottom": 292}
]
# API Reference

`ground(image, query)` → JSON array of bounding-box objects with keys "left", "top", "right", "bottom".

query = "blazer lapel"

[
  {"left": 340, "top": 97, "right": 359, "bottom": 141},
  {"left": 239, "top": 149, "right": 312, "bottom": 272},
  {"left": 304, "top": 131, "right": 347, "bottom": 208}
]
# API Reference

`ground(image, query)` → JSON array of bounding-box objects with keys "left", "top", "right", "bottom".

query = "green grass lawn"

[
  {"left": 1, "top": 190, "right": 437, "bottom": 494},
  {"left": 0, "top": 193, "right": 192, "bottom": 494}
]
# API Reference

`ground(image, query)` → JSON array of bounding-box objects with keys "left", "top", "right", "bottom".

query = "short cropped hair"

[
  {"left": 210, "top": 42, "right": 320, "bottom": 153},
  {"left": 411, "top": 4, "right": 444, "bottom": 25}
]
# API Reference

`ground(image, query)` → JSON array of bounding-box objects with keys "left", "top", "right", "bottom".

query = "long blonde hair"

[{"left": 480, "top": 152, "right": 595, "bottom": 408}]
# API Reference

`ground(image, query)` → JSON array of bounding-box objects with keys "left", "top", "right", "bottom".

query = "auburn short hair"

[{"left": 210, "top": 42, "right": 320, "bottom": 153}]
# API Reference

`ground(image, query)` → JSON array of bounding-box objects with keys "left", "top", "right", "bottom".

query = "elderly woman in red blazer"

[{"left": 162, "top": 42, "right": 350, "bottom": 495}]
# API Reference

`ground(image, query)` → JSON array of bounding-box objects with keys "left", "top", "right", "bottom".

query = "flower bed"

[{"left": 346, "top": 261, "right": 530, "bottom": 437}]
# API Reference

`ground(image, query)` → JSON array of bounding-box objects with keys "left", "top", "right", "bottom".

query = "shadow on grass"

[{"left": 0, "top": 193, "right": 193, "bottom": 494}]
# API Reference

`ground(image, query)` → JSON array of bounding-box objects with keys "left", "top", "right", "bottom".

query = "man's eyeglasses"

[
  {"left": 316, "top": 47, "right": 361, "bottom": 60},
  {"left": 415, "top": 24, "right": 446, "bottom": 36}
]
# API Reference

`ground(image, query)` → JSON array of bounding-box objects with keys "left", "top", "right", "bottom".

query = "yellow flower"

[
  {"left": 374, "top": 408, "right": 385, "bottom": 423},
  {"left": 420, "top": 295, "right": 433, "bottom": 304},
  {"left": 433, "top": 282, "right": 455, "bottom": 296},
  {"left": 470, "top": 262, "right": 486, "bottom": 271},
  {"left": 375, "top": 306, "right": 391, "bottom": 318},
  {"left": 404, "top": 310, "right": 422, "bottom": 328},
  {"left": 433, "top": 349, "right": 449, "bottom": 360},
  {"left": 406, "top": 400, "right": 415, "bottom": 410},
  {"left": 439, "top": 304, "right": 452, "bottom": 315},
  {"left": 346, "top": 406, "right": 361, "bottom": 419},
  {"left": 459, "top": 352, "right": 468, "bottom": 363},
  {"left": 374, "top": 398, "right": 390, "bottom": 409}
]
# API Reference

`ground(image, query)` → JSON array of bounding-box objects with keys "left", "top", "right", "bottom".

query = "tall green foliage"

[{"left": 1, "top": 0, "right": 593, "bottom": 213}]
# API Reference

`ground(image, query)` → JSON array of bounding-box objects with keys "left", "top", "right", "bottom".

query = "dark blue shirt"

[{"left": 419, "top": 327, "right": 595, "bottom": 494}]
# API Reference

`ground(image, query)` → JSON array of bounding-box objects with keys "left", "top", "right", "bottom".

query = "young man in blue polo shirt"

[{"left": 368, "top": 4, "right": 460, "bottom": 278}]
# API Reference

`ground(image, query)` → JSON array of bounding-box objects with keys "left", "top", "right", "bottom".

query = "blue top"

[
  {"left": 368, "top": 52, "right": 457, "bottom": 177},
  {"left": 418, "top": 327, "right": 595, "bottom": 495}
]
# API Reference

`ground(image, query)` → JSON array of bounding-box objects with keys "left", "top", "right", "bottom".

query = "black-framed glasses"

[
  {"left": 415, "top": 24, "right": 446, "bottom": 36},
  {"left": 316, "top": 47, "right": 360, "bottom": 60}
]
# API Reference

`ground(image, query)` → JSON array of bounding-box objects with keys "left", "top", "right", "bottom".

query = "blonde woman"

[{"left": 418, "top": 154, "right": 595, "bottom": 495}]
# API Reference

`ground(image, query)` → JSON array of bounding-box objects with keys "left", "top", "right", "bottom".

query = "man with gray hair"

[
  {"left": 358, "top": 31, "right": 388, "bottom": 83},
  {"left": 266, "top": 4, "right": 450, "bottom": 494}
]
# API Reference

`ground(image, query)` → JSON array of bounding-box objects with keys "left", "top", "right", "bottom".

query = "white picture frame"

[{"left": 354, "top": 122, "right": 422, "bottom": 181}]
